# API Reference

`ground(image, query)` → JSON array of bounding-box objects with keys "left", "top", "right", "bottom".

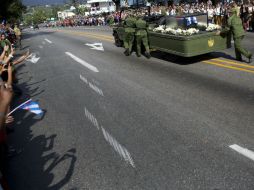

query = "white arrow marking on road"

[
  {"left": 85, "top": 43, "right": 104, "bottom": 51},
  {"left": 26, "top": 53, "right": 40, "bottom": 64},
  {"left": 229, "top": 144, "right": 254, "bottom": 161},
  {"left": 65, "top": 52, "right": 99, "bottom": 73},
  {"left": 45, "top": 38, "right": 52, "bottom": 44}
]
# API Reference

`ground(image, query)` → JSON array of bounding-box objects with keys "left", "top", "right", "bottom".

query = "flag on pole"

[
  {"left": 19, "top": 101, "right": 43, "bottom": 115},
  {"left": 8, "top": 99, "right": 43, "bottom": 116}
]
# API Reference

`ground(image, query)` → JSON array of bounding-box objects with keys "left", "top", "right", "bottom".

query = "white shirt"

[
  {"left": 207, "top": 8, "right": 214, "bottom": 18},
  {"left": 215, "top": 7, "right": 221, "bottom": 15}
]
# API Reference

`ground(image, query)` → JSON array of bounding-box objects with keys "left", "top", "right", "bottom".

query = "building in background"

[
  {"left": 57, "top": 10, "right": 76, "bottom": 19},
  {"left": 86, "top": 0, "right": 115, "bottom": 15}
]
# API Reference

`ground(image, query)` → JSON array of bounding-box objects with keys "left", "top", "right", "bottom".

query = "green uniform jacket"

[
  {"left": 124, "top": 17, "right": 136, "bottom": 33},
  {"left": 135, "top": 18, "right": 147, "bottom": 35},
  {"left": 224, "top": 11, "right": 245, "bottom": 38}
]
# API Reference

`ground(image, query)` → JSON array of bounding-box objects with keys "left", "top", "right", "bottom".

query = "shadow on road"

[
  {"left": 7, "top": 111, "right": 77, "bottom": 190},
  {"left": 150, "top": 50, "right": 237, "bottom": 65},
  {"left": 22, "top": 31, "right": 56, "bottom": 40},
  {"left": 6, "top": 62, "right": 77, "bottom": 190}
]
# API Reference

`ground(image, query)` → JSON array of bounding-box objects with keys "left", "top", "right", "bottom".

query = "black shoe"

[
  {"left": 248, "top": 55, "right": 252, "bottom": 64},
  {"left": 136, "top": 53, "right": 141, "bottom": 57},
  {"left": 124, "top": 49, "right": 130, "bottom": 56},
  {"left": 144, "top": 52, "right": 151, "bottom": 59}
]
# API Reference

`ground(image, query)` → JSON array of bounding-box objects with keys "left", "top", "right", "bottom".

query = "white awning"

[{"left": 87, "top": 0, "right": 112, "bottom": 4}]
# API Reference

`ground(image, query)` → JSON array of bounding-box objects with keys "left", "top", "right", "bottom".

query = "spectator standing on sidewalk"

[
  {"left": 14, "top": 24, "right": 21, "bottom": 50},
  {"left": 214, "top": 3, "right": 222, "bottom": 25}
]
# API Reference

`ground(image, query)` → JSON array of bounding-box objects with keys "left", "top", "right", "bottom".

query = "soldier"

[
  {"left": 135, "top": 16, "right": 151, "bottom": 59},
  {"left": 217, "top": 8, "right": 252, "bottom": 63},
  {"left": 123, "top": 13, "right": 136, "bottom": 56}
]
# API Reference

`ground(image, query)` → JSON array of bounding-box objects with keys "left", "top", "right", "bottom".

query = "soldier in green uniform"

[
  {"left": 135, "top": 16, "right": 151, "bottom": 59},
  {"left": 217, "top": 8, "right": 252, "bottom": 63},
  {"left": 123, "top": 13, "right": 137, "bottom": 56}
]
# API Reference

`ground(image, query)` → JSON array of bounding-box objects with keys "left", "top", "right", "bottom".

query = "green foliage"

[
  {"left": 23, "top": 5, "right": 65, "bottom": 26},
  {"left": 76, "top": 7, "right": 89, "bottom": 15},
  {"left": 112, "top": 0, "right": 121, "bottom": 11},
  {"left": 0, "top": 0, "right": 26, "bottom": 22}
]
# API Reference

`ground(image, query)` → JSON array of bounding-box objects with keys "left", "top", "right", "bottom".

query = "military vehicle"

[{"left": 113, "top": 13, "right": 231, "bottom": 57}]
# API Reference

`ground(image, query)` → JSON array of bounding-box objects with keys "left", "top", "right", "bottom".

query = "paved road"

[{"left": 7, "top": 27, "right": 254, "bottom": 190}]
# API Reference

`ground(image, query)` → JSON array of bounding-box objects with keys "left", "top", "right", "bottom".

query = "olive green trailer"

[
  {"left": 113, "top": 27, "right": 231, "bottom": 57},
  {"left": 148, "top": 31, "right": 231, "bottom": 57},
  {"left": 112, "top": 13, "right": 231, "bottom": 57}
]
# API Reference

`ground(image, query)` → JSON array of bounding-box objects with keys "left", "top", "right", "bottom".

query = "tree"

[
  {"left": 0, "top": 0, "right": 26, "bottom": 22},
  {"left": 77, "top": 7, "right": 88, "bottom": 15},
  {"left": 52, "top": 6, "right": 65, "bottom": 18},
  {"left": 112, "top": 0, "right": 121, "bottom": 12}
]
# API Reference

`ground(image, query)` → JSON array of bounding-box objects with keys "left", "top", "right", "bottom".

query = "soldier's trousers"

[
  {"left": 135, "top": 31, "right": 150, "bottom": 55},
  {"left": 234, "top": 36, "right": 252, "bottom": 60},
  {"left": 123, "top": 32, "right": 135, "bottom": 52}
]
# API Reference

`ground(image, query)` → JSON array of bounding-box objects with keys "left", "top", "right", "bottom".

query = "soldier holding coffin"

[
  {"left": 217, "top": 7, "right": 252, "bottom": 63},
  {"left": 123, "top": 13, "right": 137, "bottom": 56},
  {"left": 135, "top": 16, "right": 151, "bottom": 59}
]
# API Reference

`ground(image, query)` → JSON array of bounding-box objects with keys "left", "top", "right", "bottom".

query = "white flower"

[
  {"left": 197, "top": 22, "right": 207, "bottom": 28},
  {"left": 156, "top": 26, "right": 199, "bottom": 36},
  {"left": 153, "top": 25, "right": 165, "bottom": 33},
  {"left": 206, "top": 23, "right": 221, "bottom": 31}
]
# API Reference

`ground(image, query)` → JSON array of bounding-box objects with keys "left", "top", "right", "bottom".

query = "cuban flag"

[
  {"left": 8, "top": 99, "right": 43, "bottom": 116},
  {"left": 20, "top": 101, "right": 43, "bottom": 115}
]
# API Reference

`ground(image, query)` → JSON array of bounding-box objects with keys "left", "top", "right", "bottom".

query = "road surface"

[{"left": 7, "top": 26, "right": 254, "bottom": 190}]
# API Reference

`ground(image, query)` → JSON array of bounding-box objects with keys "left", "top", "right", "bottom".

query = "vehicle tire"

[{"left": 114, "top": 33, "right": 123, "bottom": 47}]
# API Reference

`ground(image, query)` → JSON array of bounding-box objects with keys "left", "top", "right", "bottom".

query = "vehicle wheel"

[{"left": 114, "top": 34, "right": 123, "bottom": 47}]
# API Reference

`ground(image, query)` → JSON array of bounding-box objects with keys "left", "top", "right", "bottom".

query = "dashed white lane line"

[
  {"left": 45, "top": 38, "right": 52, "bottom": 43},
  {"left": 65, "top": 52, "right": 99, "bottom": 73},
  {"left": 84, "top": 107, "right": 135, "bottom": 168},
  {"left": 80, "top": 74, "right": 104, "bottom": 96},
  {"left": 84, "top": 107, "right": 100, "bottom": 130},
  {"left": 229, "top": 144, "right": 254, "bottom": 161},
  {"left": 101, "top": 126, "right": 135, "bottom": 168}
]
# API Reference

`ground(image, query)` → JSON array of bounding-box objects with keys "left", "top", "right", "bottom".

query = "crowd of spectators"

[
  {"left": 0, "top": 22, "right": 30, "bottom": 190},
  {"left": 47, "top": 14, "right": 119, "bottom": 27},
  {"left": 148, "top": 0, "right": 254, "bottom": 30},
  {"left": 48, "top": 1, "right": 254, "bottom": 32}
]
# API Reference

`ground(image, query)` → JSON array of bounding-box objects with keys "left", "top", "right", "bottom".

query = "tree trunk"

[{"left": 113, "top": 0, "right": 121, "bottom": 12}]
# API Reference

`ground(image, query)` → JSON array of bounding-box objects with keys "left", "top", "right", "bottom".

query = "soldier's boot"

[
  {"left": 136, "top": 45, "right": 141, "bottom": 57},
  {"left": 248, "top": 54, "right": 252, "bottom": 64},
  {"left": 144, "top": 51, "right": 151, "bottom": 59},
  {"left": 124, "top": 49, "right": 130, "bottom": 56}
]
